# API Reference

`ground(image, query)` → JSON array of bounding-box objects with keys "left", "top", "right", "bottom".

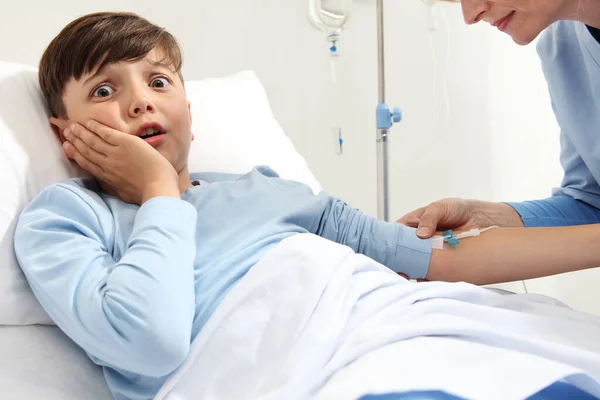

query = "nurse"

[{"left": 401, "top": 0, "right": 600, "bottom": 283}]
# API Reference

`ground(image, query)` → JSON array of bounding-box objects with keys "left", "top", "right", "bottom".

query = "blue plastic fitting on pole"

[{"left": 376, "top": 104, "right": 402, "bottom": 129}]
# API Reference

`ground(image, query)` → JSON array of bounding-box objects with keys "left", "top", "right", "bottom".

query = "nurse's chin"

[
  {"left": 509, "top": 30, "right": 541, "bottom": 46},
  {"left": 507, "top": 22, "right": 549, "bottom": 46}
]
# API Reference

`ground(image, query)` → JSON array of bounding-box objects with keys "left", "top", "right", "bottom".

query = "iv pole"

[
  {"left": 376, "top": 0, "right": 402, "bottom": 221},
  {"left": 307, "top": 0, "right": 400, "bottom": 221}
]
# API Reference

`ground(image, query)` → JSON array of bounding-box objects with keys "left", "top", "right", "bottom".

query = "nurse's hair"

[{"left": 38, "top": 12, "right": 184, "bottom": 119}]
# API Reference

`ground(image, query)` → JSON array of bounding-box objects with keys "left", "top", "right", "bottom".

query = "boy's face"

[{"left": 57, "top": 48, "right": 193, "bottom": 174}]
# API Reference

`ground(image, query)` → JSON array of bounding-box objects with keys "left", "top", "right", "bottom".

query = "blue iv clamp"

[{"left": 443, "top": 230, "right": 460, "bottom": 246}]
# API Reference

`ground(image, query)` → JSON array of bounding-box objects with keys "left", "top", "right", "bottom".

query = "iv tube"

[
  {"left": 308, "top": 0, "right": 351, "bottom": 84},
  {"left": 307, "top": 0, "right": 352, "bottom": 154},
  {"left": 328, "top": 34, "right": 339, "bottom": 84}
]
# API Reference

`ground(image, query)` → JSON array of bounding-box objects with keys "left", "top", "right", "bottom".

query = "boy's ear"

[
  {"left": 188, "top": 101, "right": 195, "bottom": 141},
  {"left": 49, "top": 117, "right": 70, "bottom": 143}
]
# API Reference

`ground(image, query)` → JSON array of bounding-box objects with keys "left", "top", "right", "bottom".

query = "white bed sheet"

[
  {"left": 157, "top": 234, "right": 600, "bottom": 400},
  {"left": 0, "top": 324, "right": 111, "bottom": 399}
]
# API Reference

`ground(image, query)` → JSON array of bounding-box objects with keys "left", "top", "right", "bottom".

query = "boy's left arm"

[{"left": 312, "top": 194, "right": 432, "bottom": 279}]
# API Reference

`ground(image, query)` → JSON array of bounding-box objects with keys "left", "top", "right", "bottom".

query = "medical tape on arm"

[{"left": 431, "top": 226, "right": 498, "bottom": 249}]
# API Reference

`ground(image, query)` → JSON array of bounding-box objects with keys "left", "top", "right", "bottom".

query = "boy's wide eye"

[
  {"left": 150, "top": 77, "right": 170, "bottom": 89},
  {"left": 92, "top": 85, "right": 115, "bottom": 98}
]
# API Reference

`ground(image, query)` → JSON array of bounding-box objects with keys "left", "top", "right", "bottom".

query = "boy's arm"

[
  {"left": 427, "top": 224, "right": 600, "bottom": 285},
  {"left": 312, "top": 195, "right": 432, "bottom": 279},
  {"left": 14, "top": 184, "right": 197, "bottom": 377}
]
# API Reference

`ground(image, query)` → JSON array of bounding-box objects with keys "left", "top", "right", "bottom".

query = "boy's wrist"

[{"left": 142, "top": 181, "right": 181, "bottom": 204}]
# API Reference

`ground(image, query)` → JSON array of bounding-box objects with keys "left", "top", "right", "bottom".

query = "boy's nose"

[
  {"left": 129, "top": 94, "right": 156, "bottom": 117},
  {"left": 462, "top": 0, "right": 491, "bottom": 25}
]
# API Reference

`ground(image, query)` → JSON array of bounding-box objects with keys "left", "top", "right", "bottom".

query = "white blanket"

[{"left": 155, "top": 233, "right": 600, "bottom": 400}]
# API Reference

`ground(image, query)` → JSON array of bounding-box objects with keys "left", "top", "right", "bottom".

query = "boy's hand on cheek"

[{"left": 62, "top": 120, "right": 180, "bottom": 205}]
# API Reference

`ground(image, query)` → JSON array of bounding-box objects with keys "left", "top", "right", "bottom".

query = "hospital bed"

[{"left": 2, "top": 61, "right": 600, "bottom": 400}]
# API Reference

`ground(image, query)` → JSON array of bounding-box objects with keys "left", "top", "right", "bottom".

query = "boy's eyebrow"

[
  {"left": 83, "top": 65, "right": 109, "bottom": 86},
  {"left": 147, "top": 59, "right": 176, "bottom": 72}
]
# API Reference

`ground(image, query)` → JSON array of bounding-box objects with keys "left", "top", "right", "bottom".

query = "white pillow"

[
  {"left": 186, "top": 72, "right": 321, "bottom": 193},
  {"left": 0, "top": 61, "right": 321, "bottom": 325}
]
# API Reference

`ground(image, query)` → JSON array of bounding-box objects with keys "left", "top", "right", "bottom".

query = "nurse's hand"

[{"left": 397, "top": 198, "right": 524, "bottom": 239}]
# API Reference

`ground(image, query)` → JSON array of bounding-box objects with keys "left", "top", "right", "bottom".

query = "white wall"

[
  {"left": 0, "top": 0, "right": 495, "bottom": 216},
  {"left": 1, "top": 0, "right": 599, "bottom": 315}
]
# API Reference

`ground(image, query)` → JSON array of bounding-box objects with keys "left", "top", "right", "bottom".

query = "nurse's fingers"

[
  {"left": 397, "top": 207, "right": 426, "bottom": 227},
  {"left": 415, "top": 205, "right": 445, "bottom": 238}
]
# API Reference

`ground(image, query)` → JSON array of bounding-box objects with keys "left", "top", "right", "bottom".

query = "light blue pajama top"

[{"left": 14, "top": 166, "right": 431, "bottom": 399}]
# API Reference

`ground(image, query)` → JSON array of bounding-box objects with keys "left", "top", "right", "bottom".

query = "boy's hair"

[{"left": 39, "top": 12, "right": 184, "bottom": 118}]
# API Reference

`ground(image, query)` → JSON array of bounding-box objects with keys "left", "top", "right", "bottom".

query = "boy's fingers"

[
  {"left": 50, "top": 117, "right": 70, "bottom": 131},
  {"left": 64, "top": 128, "right": 108, "bottom": 166},
  {"left": 85, "top": 120, "right": 122, "bottom": 146},
  {"left": 63, "top": 142, "right": 105, "bottom": 178},
  {"left": 68, "top": 124, "right": 114, "bottom": 156}
]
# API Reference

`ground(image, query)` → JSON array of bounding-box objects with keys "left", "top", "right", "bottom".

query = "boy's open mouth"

[
  {"left": 135, "top": 122, "right": 167, "bottom": 146},
  {"left": 139, "top": 128, "right": 163, "bottom": 139},
  {"left": 135, "top": 122, "right": 167, "bottom": 147},
  {"left": 135, "top": 122, "right": 166, "bottom": 138}
]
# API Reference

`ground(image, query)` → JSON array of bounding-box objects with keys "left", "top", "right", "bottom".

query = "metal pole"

[
  {"left": 376, "top": 0, "right": 389, "bottom": 221},
  {"left": 377, "top": 128, "right": 389, "bottom": 221},
  {"left": 377, "top": 0, "right": 385, "bottom": 105}
]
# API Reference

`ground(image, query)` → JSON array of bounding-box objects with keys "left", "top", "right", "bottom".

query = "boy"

[{"left": 14, "top": 12, "right": 431, "bottom": 399}]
